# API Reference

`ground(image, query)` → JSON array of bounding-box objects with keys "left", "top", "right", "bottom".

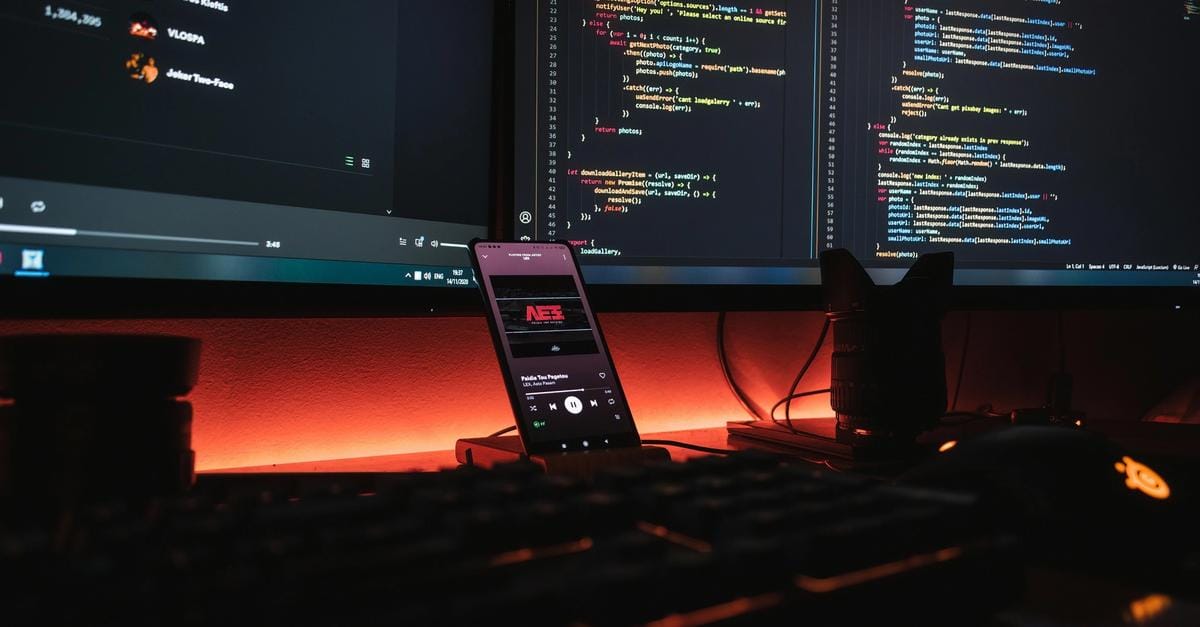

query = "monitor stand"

[{"left": 455, "top": 435, "right": 670, "bottom": 479}]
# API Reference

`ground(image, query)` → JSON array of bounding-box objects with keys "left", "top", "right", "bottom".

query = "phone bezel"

[{"left": 469, "top": 239, "right": 642, "bottom": 455}]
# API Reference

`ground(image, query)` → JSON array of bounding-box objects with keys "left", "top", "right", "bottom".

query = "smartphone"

[{"left": 470, "top": 240, "right": 640, "bottom": 455}]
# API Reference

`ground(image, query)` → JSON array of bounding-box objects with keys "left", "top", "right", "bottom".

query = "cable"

[
  {"left": 950, "top": 311, "right": 972, "bottom": 412},
  {"left": 974, "top": 403, "right": 1011, "bottom": 419},
  {"left": 716, "top": 311, "right": 767, "bottom": 421},
  {"left": 769, "top": 389, "right": 832, "bottom": 423},
  {"left": 820, "top": 460, "right": 844, "bottom": 473},
  {"left": 641, "top": 439, "right": 735, "bottom": 455},
  {"left": 487, "top": 425, "right": 517, "bottom": 438},
  {"left": 782, "top": 319, "right": 831, "bottom": 433},
  {"left": 1056, "top": 309, "right": 1067, "bottom": 374},
  {"left": 765, "top": 389, "right": 837, "bottom": 444}
]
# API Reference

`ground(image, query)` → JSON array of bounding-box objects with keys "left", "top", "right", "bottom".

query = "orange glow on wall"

[
  {"left": 0, "top": 313, "right": 833, "bottom": 470},
  {"left": 938, "top": 440, "right": 957, "bottom": 453},
  {"left": 5, "top": 308, "right": 1187, "bottom": 470}
]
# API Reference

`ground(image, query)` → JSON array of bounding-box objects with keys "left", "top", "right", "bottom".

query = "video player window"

[
  {"left": 490, "top": 275, "right": 599, "bottom": 358},
  {"left": 0, "top": 1, "right": 494, "bottom": 286}
]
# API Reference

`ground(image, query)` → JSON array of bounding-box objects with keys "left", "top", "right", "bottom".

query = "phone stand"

[{"left": 455, "top": 435, "right": 670, "bottom": 479}]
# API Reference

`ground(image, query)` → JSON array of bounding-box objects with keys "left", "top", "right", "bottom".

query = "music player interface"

[{"left": 476, "top": 243, "right": 637, "bottom": 452}]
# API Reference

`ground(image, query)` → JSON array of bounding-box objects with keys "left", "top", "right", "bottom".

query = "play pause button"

[{"left": 564, "top": 396, "right": 584, "bottom": 415}]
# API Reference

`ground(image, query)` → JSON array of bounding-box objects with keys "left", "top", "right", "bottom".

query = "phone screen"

[{"left": 471, "top": 241, "right": 640, "bottom": 454}]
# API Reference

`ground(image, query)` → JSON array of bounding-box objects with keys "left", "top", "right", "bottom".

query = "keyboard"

[{"left": 1, "top": 453, "right": 1021, "bottom": 625}]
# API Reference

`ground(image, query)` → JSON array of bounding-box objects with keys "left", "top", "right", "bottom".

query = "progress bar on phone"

[
  {"left": 525, "top": 387, "right": 613, "bottom": 397},
  {"left": 526, "top": 388, "right": 585, "bottom": 397}
]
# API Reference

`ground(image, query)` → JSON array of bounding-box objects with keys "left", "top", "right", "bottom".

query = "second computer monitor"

[{"left": 514, "top": 0, "right": 1200, "bottom": 290}]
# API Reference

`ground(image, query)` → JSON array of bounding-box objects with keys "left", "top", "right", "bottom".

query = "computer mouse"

[{"left": 899, "top": 426, "right": 1195, "bottom": 583}]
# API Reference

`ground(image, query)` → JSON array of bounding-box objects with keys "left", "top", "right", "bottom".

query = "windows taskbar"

[{"left": 0, "top": 242, "right": 476, "bottom": 288}]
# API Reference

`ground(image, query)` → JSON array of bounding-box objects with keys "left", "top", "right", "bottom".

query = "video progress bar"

[{"left": 0, "top": 223, "right": 260, "bottom": 247}]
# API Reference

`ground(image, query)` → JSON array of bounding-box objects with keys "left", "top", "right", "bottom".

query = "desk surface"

[
  {"left": 201, "top": 427, "right": 735, "bottom": 474},
  {"left": 201, "top": 419, "right": 1200, "bottom": 475}
]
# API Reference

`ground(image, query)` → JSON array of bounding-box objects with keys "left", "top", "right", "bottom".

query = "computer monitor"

[
  {"left": 513, "top": 1, "right": 1200, "bottom": 306},
  {"left": 1, "top": 1, "right": 505, "bottom": 316}
]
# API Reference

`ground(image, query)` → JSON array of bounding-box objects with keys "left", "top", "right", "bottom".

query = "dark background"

[{"left": 394, "top": 2, "right": 496, "bottom": 225}]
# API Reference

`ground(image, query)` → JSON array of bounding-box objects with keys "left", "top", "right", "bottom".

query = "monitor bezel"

[
  {"left": 497, "top": 199, "right": 1199, "bottom": 312},
  {"left": 0, "top": 277, "right": 486, "bottom": 319},
  {"left": 583, "top": 284, "right": 1200, "bottom": 312},
  {"left": 1, "top": 276, "right": 1194, "bottom": 319}
]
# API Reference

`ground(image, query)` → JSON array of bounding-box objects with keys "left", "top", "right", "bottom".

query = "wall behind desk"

[{"left": 1, "top": 309, "right": 1195, "bottom": 470}]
